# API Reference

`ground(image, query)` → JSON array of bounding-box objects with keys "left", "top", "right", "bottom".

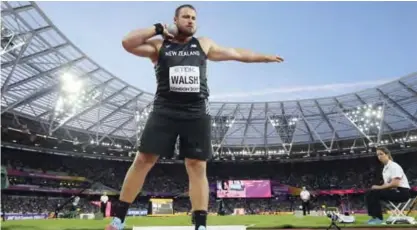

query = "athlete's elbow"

[{"left": 122, "top": 39, "right": 135, "bottom": 52}]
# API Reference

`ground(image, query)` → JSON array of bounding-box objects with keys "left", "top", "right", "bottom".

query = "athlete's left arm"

[{"left": 200, "top": 37, "right": 284, "bottom": 63}]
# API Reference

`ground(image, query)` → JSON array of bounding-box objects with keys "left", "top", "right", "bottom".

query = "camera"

[
  {"left": 326, "top": 211, "right": 341, "bottom": 230},
  {"left": 327, "top": 212, "right": 339, "bottom": 221}
]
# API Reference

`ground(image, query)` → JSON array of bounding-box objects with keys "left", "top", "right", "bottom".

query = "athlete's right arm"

[{"left": 121, "top": 26, "right": 162, "bottom": 62}]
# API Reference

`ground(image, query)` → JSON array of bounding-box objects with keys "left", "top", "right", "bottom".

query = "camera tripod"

[{"left": 326, "top": 219, "right": 341, "bottom": 230}]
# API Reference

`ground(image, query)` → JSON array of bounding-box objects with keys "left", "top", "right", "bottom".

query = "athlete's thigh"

[
  {"left": 138, "top": 112, "right": 178, "bottom": 158},
  {"left": 178, "top": 115, "right": 212, "bottom": 161}
]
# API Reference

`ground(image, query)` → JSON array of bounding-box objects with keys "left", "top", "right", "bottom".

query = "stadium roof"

[{"left": 2, "top": 1, "right": 417, "bottom": 150}]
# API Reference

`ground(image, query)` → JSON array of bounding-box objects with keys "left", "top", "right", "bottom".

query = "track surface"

[
  {"left": 2, "top": 214, "right": 416, "bottom": 230},
  {"left": 277, "top": 229, "right": 414, "bottom": 230}
]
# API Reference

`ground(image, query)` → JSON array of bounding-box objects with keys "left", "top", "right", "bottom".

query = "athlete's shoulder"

[
  {"left": 196, "top": 37, "right": 213, "bottom": 55},
  {"left": 197, "top": 37, "right": 214, "bottom": 45}
]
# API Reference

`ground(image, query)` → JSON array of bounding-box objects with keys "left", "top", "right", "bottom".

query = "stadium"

[{"left": 1, "top": 1, "right": 417, "bottom": 230}]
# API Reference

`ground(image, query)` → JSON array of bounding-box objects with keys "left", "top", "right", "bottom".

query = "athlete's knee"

[
  {"left": 132, "top": 152, "right": 158, "bottom": 170},
  {"left": 185, "top": 158, "right": 206, "bottom": 178}
]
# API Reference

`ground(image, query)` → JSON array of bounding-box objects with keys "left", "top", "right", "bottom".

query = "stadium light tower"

[
  {"left": 134, "top": 104, "right": 153, "bottom": 149},
  {"left": 268, "top": 114, "right": 300, "bottom": 155},
  {"left": 1, "top": 25, "right": 34, "bottom": 94},
  {"left": 344, "top": 103, "right": 385, "bottom": 146},
  {"left": 0, "top": 26, "right": 27, "bottom": 56},
  {"left": 49, "top": 72, "right": 100, "bottom": 135},
  {"left": 211, "top": 115, "right": 235, "bottom": 154}
]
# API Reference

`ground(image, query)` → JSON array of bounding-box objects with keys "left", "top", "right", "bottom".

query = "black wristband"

[{"left": 154, "top": 23, "right": 164, "bottom": 35}]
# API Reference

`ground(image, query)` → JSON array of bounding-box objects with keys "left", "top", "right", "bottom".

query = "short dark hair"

[
  {"left": 175, "top": 4, "right": 196, "bottom": 17},
  {"left": 376, "top": 146, "right": 393, "bottom": 160}
]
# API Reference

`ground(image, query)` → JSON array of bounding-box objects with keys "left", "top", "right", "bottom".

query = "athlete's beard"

[{"left": 178, "top": 26, "right": 195, "bottom": 38}]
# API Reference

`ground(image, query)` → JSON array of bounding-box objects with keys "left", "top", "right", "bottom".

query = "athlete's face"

[{"left": 174, "top": 7, "right": 197, "bottom": 37}]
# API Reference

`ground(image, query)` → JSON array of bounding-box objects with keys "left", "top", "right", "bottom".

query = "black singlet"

[{"left": 152, "top": 37, "right": 210, "bottom": 119}]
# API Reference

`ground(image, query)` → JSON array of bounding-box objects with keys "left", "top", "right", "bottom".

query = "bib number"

[{"left": 169, "top": 66, "right": 200, "bottom": 93}]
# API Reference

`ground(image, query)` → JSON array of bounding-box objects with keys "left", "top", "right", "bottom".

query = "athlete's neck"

[{"left": 172, "top": 35, "right": 193, "bottom": 44}]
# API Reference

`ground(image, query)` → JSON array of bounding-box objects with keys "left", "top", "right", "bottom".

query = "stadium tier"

[
  {"left": 1, "top": 2, "right": 417, "bottom": 158},
  {"left": 1, "top": 1, "right": 417, "bottom": 229}
]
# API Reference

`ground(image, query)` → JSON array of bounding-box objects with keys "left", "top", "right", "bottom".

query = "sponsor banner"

[
  {"left": 127, "top": 209, "right": 148, "bottom": 216},
  {"left": 271, "top": 184, "right": 301, "bottom": 196},
  {"left": 140, "top": 188, "right": 216, "bottom": 197},
  {"left": 272, "top": 184, "right": 289, "bottom": 194},
  {"left": 7, "top": 185, "right": 117, "bottom": 195},
  {"left": 140, "top": 192, "right": 179, "bottom": 197},
  {"left": 273, "top": 182, "right": 417, "bottom": 196},
  {"left": 7, "top": 168, "right": 86, "bottom": 181},
  {"left": 4, "top": 213, "right": 48, "bottom": 220},
  {"left": 217, "top": 180, "right": 272, "bottom": 198}
]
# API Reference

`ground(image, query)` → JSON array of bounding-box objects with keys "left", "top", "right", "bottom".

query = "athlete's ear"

[{"left": 173, "top": 16, "right": 177, "bottom": 25}]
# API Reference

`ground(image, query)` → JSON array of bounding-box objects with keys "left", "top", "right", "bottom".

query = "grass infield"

[{"left": 1, "top": 214, "right": 416, "bottom": 230}]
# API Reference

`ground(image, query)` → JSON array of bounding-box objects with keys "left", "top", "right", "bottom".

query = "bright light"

[
  {"left": 61, "top": 73, "right": 83, "bottom": 93},
  {"left": 134, "top": 111, "right": 140, "bottom": 122},
  {"left": 269, "top": 115, "right": 298, "bottom": 128},
  {"left": 67, "top": 94, "right": 78, "bottom": 104},
  {"left": 345, "top": 103, "right": 384, "bottom": 135},
  {"left": 225, "top": 118, "right": 235, "bottom": 127},
  {"left": 55, "top": 97, "right": 64, "bottom": 112},
  {"left": 278, "top": 149, "right": 286, "bottom": 155}
]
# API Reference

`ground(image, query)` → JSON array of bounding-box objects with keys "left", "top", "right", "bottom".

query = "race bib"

[{"left": 169, "top": 66, "right": 200, "bottom": 93}]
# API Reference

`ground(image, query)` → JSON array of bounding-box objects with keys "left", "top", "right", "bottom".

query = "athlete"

[{"left": 106, "top": 4, "right": 283, "bottom": 230}]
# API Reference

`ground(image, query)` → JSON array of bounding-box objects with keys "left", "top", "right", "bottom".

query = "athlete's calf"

[
  {"left": 116, "top": 153, "right": 158, "bottom": 222},
  {"left": 185, "top": 158, "right": 209, "bottom": 230}
]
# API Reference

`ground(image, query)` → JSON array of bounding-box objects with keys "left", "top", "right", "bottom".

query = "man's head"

[
  {"left": 302, "top": 186, "right": 306, "bottom": 191},
  {"left": 174, "top": 4, "right": 197, "bottom": 37}
]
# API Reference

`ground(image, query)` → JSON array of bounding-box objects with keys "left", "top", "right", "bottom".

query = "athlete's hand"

[
  {"left": 162, "top": 24, "right": 175, "bottom": 40},
  {"left": 265, "top": 55, "right": 284, "bottom": 63}
]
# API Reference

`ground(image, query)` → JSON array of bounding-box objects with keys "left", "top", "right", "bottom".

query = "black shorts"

[{"left": 138, "top": 111, "right": 212, "bottom": 161}]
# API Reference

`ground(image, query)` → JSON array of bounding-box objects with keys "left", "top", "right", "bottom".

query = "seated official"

[{"left": 366, "top": 147, "right": 411, "bottom": 225}]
